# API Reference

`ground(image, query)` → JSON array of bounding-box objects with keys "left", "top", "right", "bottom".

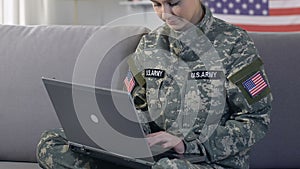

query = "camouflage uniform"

[
  {"left": 127, "top": 5, "right": 272, "bottom": 169},
  {"left": 37, "top": 128, "right": 98, "bottom": 169},
  {"left": 37, "top": 128, "right": 130, "bottom": 169},
  {"left": 36, "top": 5, "right": 272, "bottom": 169}
]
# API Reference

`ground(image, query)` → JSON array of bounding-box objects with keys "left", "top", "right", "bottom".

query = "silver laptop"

[{"left": 42, "top": 77, "right": 205, "bottom": 169}]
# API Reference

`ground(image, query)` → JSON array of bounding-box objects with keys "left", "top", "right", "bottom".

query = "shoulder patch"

[
  {"left": 228, "top": 58, "right": 271, "bottom": 104},
  {"left": 242, "top": 71, "right": 268, "bottom": 98},
  {"left": 127, "top": 56, "right": 146, "bottom": 87},
  {"left": 124, "top": 71, "right": 136, "bottom": 93}
]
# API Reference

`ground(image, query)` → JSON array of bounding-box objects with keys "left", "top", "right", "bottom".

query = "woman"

[
  {"left": 127, "top": 0, "right": 272, "bottom": 168},
  {"left": 37, "top": 0, "right": 272, "bottom": 168}
]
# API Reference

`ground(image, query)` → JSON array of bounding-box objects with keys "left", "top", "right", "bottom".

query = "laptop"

[{"left": 42, "top": 77, "right": 205, "bottom": 169}]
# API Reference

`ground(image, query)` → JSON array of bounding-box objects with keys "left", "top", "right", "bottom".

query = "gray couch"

[{"left": 0, "top": 25, "right": 299, "bottom": 169}]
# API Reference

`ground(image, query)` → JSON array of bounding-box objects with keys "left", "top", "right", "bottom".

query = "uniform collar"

[
  {"left": 166, "top": 5, "right": 215, "bottom": 62},
  {"left": 195, "top": 4, "right": 214, "bottom": 35},
  {"left": 151, "top": 5, "right": 215, "bottom": 61}
]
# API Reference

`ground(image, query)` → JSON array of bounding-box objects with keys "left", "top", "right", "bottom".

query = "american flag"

[
  {"left": 124, "top": 71, "right": 136, "bottom": 93},
  {"left": 242, "top": 72, "right": 268, "bottom": 97},
  {"left": 203, "top": 0, "right": 300, "bottom": 32}
]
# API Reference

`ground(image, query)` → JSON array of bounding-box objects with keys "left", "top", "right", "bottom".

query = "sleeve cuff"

[{"left": 183, "top": 139, "right": 202, "bottom": 154}]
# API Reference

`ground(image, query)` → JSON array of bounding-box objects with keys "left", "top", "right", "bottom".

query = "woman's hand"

[{"left": 146, "top": 131, "right": 185, "bottom": 154}]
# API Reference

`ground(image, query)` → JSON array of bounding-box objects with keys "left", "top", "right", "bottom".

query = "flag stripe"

[
  {"left": 251, "top": 76, "right": 266, "bottom": 95},
  {"left": 270, "top": 0, "right": 300, "bottom": 9},
  {"left": 251, "top": 82, "right": 267, "bottom": 95},
  {"left": 124, "top": 78, "right": 135, "bottom": 92},
  {"left": 215, "top": 14, "right": 300, "bottom": 25},
  {"left": 251, "top": 74, "right": 266, "bottom": 95},
  {"left": 235, "top": 24, "right": 300, "bottom": 32},
  {"left": 252, "top": 83, "right": 267, "bottom": 96},
  {"left": 270, "top": 8, "right": 300, "bottom": 16}
]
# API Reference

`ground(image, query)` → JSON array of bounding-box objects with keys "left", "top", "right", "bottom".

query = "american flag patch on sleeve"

[
  {"left": 242, "top": 71, "right": 268, "bottom": 98},
  {"left": 124, "top": 71, "right": 136, "bottom": 93}
]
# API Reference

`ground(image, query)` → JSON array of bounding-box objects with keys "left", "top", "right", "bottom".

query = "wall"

[{"left": 44, "top": 0, "right": 162, "bottom": 28}]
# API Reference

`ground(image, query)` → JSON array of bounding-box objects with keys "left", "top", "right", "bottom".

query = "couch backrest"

[
  {"left": 249, "top": 32, "right": 300, "bottom": 168},
  {"left": 1, "top": 24, "right": 299, "bottom": 168},
  {"left": 0, "top": 25, "right": 149, "bottom": 162}
]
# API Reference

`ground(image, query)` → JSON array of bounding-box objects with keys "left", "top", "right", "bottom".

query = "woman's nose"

[{"left": 161, "top": 5, "right": 173, "bottom": 20}]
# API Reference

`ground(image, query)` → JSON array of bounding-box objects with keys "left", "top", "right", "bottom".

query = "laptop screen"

[{"left": 42, "top": 77, "right": 154, "bottom": 159}]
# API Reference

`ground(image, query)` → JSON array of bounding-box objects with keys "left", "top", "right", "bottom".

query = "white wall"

[
  {"left": 44, "top": 0, "right": 162, "bottom": 28},
  {"left": 45, "top": 0, "right": 124, "bottom": 25}
]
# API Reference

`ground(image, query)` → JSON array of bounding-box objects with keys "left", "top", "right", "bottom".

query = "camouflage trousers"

[{"left": 36, "top": 128, "right": 223, "bottom": 169}]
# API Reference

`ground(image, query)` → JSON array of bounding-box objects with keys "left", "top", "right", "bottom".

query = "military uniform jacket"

[{"left": 126, "top": 6, "right": 272, "bottom": 169}]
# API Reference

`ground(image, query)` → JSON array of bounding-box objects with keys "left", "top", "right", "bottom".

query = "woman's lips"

[
  {"left": 167, "top": 21, "right": 176, "bottom": 26},
  {"left": 166, "top": 18, "right": 179, "bottom": 25}
]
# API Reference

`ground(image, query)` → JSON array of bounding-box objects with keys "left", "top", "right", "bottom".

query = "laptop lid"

[
  {"left": 42, "top": 77, "right": 206, "bottom": 166},
  {"left": 42, "top": 77, "right": 155, "bottom": 161}
]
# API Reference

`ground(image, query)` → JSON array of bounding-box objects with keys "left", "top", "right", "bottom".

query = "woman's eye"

[
  {"left": 153, "top": 2, "right": 161, "bottom": 7},
  {"left": 169, "top": 1, "right": 180, "bottom": 7}
]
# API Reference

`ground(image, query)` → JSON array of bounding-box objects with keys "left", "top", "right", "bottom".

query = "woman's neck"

[{"left": 191, "top": 3, "right": 205, "bottom": 25}]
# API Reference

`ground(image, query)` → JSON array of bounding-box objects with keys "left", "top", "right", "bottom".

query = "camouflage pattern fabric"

[
  {"left": 36, "top": 128, "right": 102, "bottom": 169},
  {"left": 129, "top": 4, "right": 273, "bottom": 169},
  {"left": 37, "top": 128, "right": 130, "bottom": 169}
]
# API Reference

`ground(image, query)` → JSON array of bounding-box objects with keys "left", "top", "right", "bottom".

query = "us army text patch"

[
  {"left": 145, "top": 69, "right": 165, "bottom": 78},
  {"left": 188, "top": 71, "right": 223, "bottom": 80}
]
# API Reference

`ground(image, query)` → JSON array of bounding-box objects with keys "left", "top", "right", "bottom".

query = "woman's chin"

[
  {"left": 166, "top": 21, "right": 190, "bottom": 31},
  {"left": 167, "top": 23, "right": 185, "bottom": 31}
]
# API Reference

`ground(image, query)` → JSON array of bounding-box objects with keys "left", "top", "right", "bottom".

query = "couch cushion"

[
  {"left": 0, "top": 25, "right": 149, "bottom": 162},
  {"left": 0, "top": 162, "right": 40, "bottom": 169},
  {"left": 249, "top": 32, "right": 300, "bottom": 168}
]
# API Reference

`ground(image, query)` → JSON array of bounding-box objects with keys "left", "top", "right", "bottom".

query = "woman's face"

[{"left": 150, "top": 0, "right": 203, "bottom": 30}]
